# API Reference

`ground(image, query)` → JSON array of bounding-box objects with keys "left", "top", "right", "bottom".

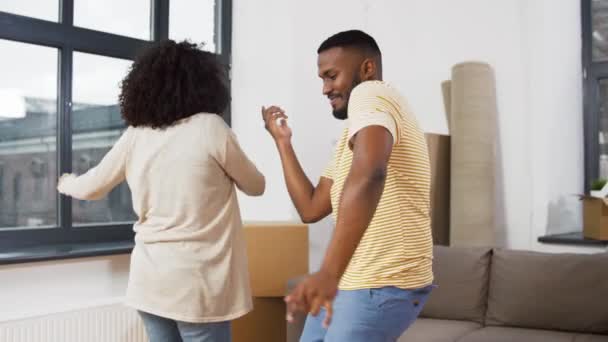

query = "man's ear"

[{"left": 360, "top": 58, "right": 376, "bottom": 81}]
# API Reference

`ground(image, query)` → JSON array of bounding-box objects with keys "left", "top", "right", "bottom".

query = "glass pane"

[
  {"left": 599, "top": 80, "right": 608, "bottom": 179},
  {"left": 593, "top": 0, "right": 608, "bottom": 61},
  {"left": 72, "top": 52, "right": 136, "bottom": 225},
  {"left": 0, "top": 0, "right": 59, "bottom": 22},
  {"left": 170, "top": 0, "right": 216, "bottom": 52},
  {"left": 74, "top": 0, "right": 150, "bottom": 40},
  {"left": 0, "top": 40, "right": 58, "bottom": 229}
]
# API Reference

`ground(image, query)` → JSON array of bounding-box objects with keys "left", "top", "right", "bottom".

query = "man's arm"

[
  {"left": 276, "top": 141, "right": 332, "bottom": 223},
  {"left": 285, "top": 125, "right": 393, "bottom": 325},
  {"left": 262, "top": 106, "right": 332, "bottom": 223},
  {"left": 319, "top": 125, "right": 392, "bottom": 279}
]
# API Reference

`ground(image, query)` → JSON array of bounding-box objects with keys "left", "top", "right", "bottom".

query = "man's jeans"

[{"left": 300, "top": 285, "right": 434, "bottom": 342}]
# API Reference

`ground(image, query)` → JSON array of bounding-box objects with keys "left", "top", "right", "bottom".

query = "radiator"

[{"left": 0, "top": 304, "right": 147, "bottom": 342}]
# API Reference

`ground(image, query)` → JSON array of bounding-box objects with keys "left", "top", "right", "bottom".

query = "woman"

[{"left": 57, "top": 40, "right": 265, "bottom": 342}]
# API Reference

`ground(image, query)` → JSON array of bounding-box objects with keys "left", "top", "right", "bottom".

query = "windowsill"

[
  {"left": 0, "top": 240, "right": 134, "bottom": 265},
  {"left": 537, "top": 231, "right": 608, "bottom": 246}
]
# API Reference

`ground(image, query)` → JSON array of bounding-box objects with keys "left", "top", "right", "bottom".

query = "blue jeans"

[
  {"left": 300, "top": 285, "right": 433, "bottom": 342},
  {"left": 138, "top": 311, "right": 231, "bottom": 342}
]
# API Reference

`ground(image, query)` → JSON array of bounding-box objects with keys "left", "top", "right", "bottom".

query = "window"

[
  {"left": 0, "top": 0, "right": 59, "bottom": 22},
  {"left": 71, "top": 52, "right": 136, "bottom": 225},
  {"left": 74, "top": 0, "right": 151, "bottom": 40},
  {"left": 0, "top": 162, "right": 4, "bottom": 199},
  {"left": 0, "top": 40, "right": 58, "bottom": 230},
  {"left": 584, "top": 0, "right": 608, "bottom": 189},
  {"left": 0, "top": 0, "right": 232, "bottom": 258},
  {"left": 170, "top": 0, "right": 216, "bottom": 51}
]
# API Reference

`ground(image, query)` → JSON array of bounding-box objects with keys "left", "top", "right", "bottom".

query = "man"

[{"left": 262, "top": 30, "right": 434, "bottom": 341}]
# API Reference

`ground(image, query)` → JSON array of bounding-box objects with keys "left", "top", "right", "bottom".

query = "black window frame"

[
  {"left": 0, "top": 0, "right": 232, "bottom": 257},
  {"left": 583, "top": 0, "right": 608, "bottom": 191}
]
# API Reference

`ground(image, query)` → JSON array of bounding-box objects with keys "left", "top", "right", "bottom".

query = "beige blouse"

[{"left": 57, "top": 113, "right": 265, "bottom": 323}]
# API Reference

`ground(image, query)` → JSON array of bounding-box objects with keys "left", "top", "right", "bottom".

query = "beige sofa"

[
  {"left": 400, "top": 246, "right": 608, "bottom": 341},
  {"left": 289, "top": 246, "right": 608, "bottom": 341}
]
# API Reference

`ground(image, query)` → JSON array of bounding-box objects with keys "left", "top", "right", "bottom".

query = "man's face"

[{"left": 317, "top": 47, "right": 363, "bottom": 120}]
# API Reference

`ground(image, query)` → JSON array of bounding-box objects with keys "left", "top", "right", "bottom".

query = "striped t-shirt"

[{"left": 323, "top": 80, "right": 433, "bottom": 290}]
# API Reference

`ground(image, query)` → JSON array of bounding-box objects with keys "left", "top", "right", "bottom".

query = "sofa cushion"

[
  {"left": 486, "top": 249, "right": 608, "bottom": 334},
  {"left": 459, "top": 326, "right": 578, "bottom": 342},
  {"left": 575, "top": 334, "right": 608, "bottom": 342},
  {"left": 420, "top": 246, "right": 491, "bottom": 324},
  {"left": 398, "top": 318, "right": 482, "bottom": 342}
]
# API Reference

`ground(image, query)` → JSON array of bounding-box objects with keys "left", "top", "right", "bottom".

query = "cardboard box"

[
  {"left": 425, "top": 133, "right": 451, "bottom": 246},
  {"left": 231, "top": 222, "right": 309, "bottom": 342},
  {"left": 232, "top": 297, "right": 286, "bottom": 342},
  {"left": 581, "top": 196, "right": 608, "bottom": 240},
  {"left": 243, "top": 222, "right": 309, "bottom": 296}
]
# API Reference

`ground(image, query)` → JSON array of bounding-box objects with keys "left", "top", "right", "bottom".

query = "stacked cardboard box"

[
  {"left": 232, "top": 222, "right": 309, "bottom": 342},
  {"left": 426, "top": 133, "right": 451, "bottom": 246},
  {"left": 581, "top": 196, "right": 608, "bottom": 240}
]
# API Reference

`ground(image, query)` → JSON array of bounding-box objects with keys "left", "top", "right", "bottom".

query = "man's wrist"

[
  {"left": 275, "top": 139, "right": 292, "bottom": 150},
  {"left": 319, "top": 264, "right": 341, "bottom": 283}
]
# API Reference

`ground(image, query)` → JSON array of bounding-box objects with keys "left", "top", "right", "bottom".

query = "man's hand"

[
  {"left": 262, "top": 105, "right": 292, "bottom": 144},
  {"left": 285, "top": 270, "right": 339, "bottom": 328}
]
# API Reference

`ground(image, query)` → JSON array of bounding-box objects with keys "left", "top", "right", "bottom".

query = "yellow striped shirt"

[{"left": 323, "top": 80, "right": 433, "bottom": 290}]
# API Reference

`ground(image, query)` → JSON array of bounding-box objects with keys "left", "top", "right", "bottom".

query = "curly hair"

[{"left": 119, "top": 40, "right": 230, "bottom": 129}]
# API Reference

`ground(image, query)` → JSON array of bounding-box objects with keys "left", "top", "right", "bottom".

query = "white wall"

[{"left": 1, "top": 0, "right": 605, "bottom": 325}]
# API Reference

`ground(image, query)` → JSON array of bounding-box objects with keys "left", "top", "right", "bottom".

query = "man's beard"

[
  {"left": 332, "top": 75, "right": 362, "bottom": 120},
  {"left": 332, "top": 107, "right": 348, "bottom": 120}
]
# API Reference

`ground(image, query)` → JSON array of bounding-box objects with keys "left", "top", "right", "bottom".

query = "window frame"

[
  {"left": 0, "top": 0, "right": 232, "bottom": 255},
  {"left": 582, "top": 0, "right": 608, "bottom": 191}
]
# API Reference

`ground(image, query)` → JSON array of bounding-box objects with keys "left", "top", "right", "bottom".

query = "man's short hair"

[{"left": 317, "top": 30, "right": 381, "bottom": 57}]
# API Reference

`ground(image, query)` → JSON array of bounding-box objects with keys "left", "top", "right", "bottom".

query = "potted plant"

[{"left": 590, "top": 178, "right": 608, "bottom": 197}]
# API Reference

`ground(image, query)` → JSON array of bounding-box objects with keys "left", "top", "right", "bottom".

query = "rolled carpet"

[{"left": 449, "top": 61, "right": 497, "bottom": 246}]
